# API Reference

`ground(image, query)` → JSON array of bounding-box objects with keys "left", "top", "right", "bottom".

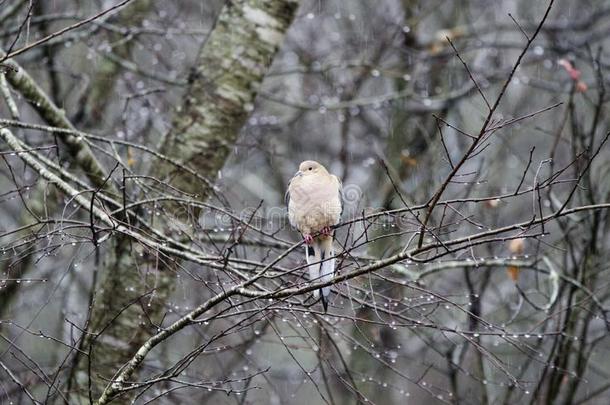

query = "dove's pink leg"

[
  {"left": 321, "top": 226, "right": 333, "bottom": 237},
  {"left": 303, "top": 234, "right": 314, "bottom": 245}
]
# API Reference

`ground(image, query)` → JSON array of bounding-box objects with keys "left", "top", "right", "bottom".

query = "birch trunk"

[{"left": 74, "top": 1, "right": 300, "bottom": 403}]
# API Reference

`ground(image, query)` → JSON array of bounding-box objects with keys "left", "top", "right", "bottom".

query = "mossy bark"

[
  {"left": 76, "top": 1, "right": 300, "bottom": 403},
  {"left": 157, "top": 0, "right": 299, "bottom": 197},
  {"left": 1, "top": 53, "right": 115, "bottom": 193}
]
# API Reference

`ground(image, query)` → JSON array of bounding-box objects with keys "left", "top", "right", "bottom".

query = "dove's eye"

[{"left": 308, "top": 167, "right": 313, "bottom": 171}]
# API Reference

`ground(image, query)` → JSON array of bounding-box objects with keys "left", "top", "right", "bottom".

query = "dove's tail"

[
  {"left": 305, "top": 245, "right": 319, "bottom": 299},
  {"left": 309, "top": 236, "right": 334, "bottom": 312}
]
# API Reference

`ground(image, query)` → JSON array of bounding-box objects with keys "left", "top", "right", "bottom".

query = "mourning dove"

[{"left": 286, "top": 160, "right": 343, "bottom": 311}]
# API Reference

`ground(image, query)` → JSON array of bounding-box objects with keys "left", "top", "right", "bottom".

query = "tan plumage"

[{"left": 286, "top": 160, "right": 342, "bottom": 311}]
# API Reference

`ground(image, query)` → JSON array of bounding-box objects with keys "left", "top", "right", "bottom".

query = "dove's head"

[{"left": 297, "top": 160, "right": 327, "bottom": 177}]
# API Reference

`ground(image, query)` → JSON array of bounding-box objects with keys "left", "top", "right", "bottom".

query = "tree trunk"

[{"left": 71, "top": 1, "right": 301, "bottom": 403}]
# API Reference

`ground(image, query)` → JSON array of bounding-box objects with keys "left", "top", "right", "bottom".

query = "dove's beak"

[{"left": 295, "top": 170, "right": 303, "bottom": 177}]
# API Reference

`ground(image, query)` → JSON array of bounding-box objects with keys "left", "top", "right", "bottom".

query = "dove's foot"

[
  {"left": 321, "top": 226, "right": 333, "bottom": 237},
  {"left": 303, "top": 234, "right": 314, "bottom": 245}
]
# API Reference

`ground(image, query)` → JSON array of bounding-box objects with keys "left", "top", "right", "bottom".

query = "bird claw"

[
  {"left": 321, "top": 226, "right": 333, "bottom": 237},
  {"left": 303, "top": 234, "right": 314, "bottom": 245}
]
